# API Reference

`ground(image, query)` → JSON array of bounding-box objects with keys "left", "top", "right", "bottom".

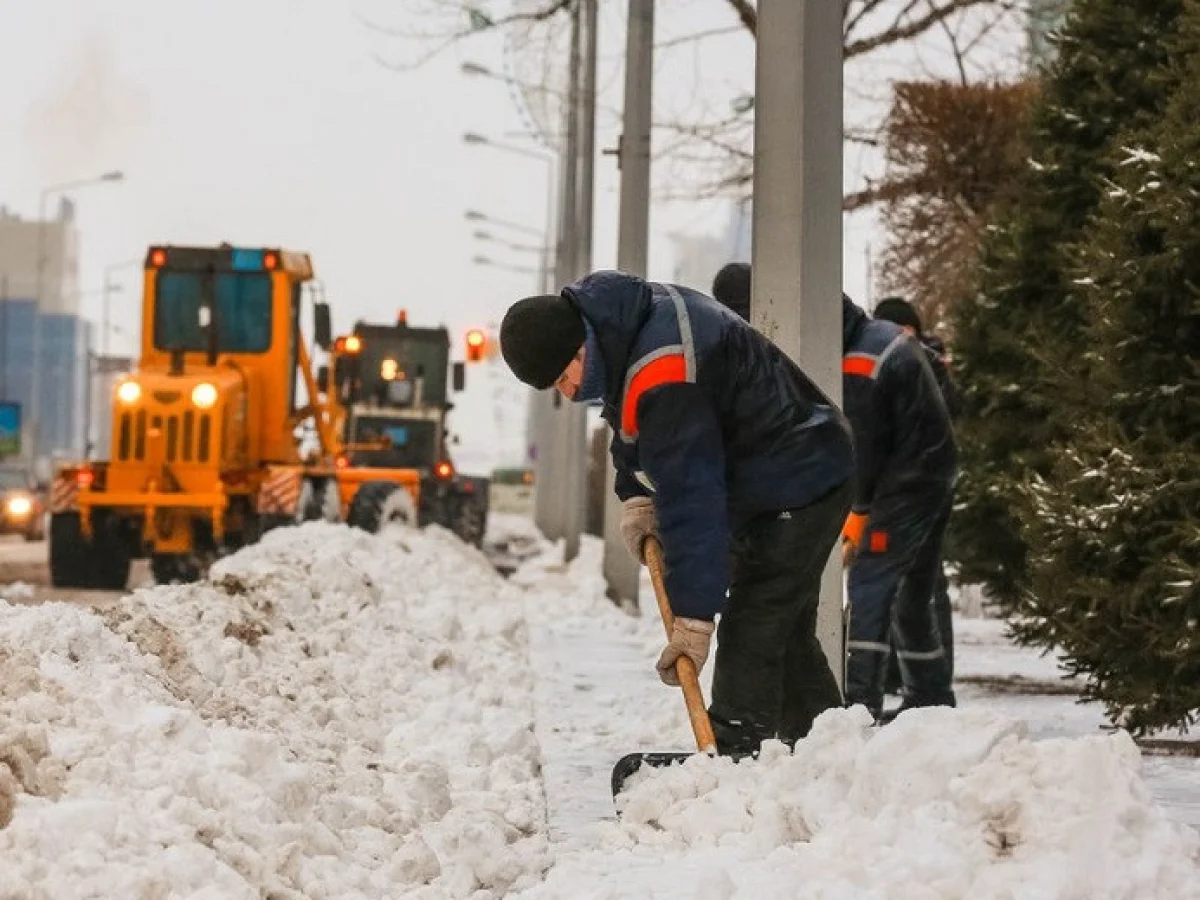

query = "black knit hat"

[
  {"left": 873, "top": 296, "right": 923, "bottom": 334},
  {"left": 712, "top": 262, "right": 751, "bottom": 321},
  {"left": 500, "top": 294, "right": 586, "bottom": 389}
]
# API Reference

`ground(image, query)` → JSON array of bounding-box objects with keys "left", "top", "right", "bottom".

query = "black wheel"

[
  {"left": 151, "top": 554, "right": 203, "bottom": 585},
  {"left": 346, "top": 481, "right": 415, "bottom": 534},
  {"left": 49, "top": 512, "right": 130, "bottom": 591},
  {"left": 452, "top": 495, "right": 488, "bottom": 547}
]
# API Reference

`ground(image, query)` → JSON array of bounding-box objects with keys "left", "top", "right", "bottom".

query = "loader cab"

[
  {"left": 332, "top": 322, "right": 457, "bottom": 472},
  {"left": 137, "top": 245, "right": 323, "bottom": 465}
]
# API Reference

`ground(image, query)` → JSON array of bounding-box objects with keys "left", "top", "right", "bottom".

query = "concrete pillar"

[
  {"left": 602, "top": 0, "right": 655, "bottom": 606},
  {"left": 751, "top": 0, "right": 845, "bottom": 688}
]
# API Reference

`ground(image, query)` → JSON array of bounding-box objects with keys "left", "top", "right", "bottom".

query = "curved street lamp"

[{"left": 31, "top": 170, "right": 126, "bottom": 460}]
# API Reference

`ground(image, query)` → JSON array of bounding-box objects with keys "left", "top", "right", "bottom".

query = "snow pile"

[
  {"left": 1, "top": 523, "right": 1198, "bottom": 899},
  {"left": 0, "top": 581, "right": 34, "bottom": 602},
  {"left": 523, "top": 708, "right": 1200, "bottom": 899},
  {"left": 510, "top": 538, "right": 1200, "bottom": 900},
  {"left": 0, "top": 523, "right": 549, "bottom": 898}
]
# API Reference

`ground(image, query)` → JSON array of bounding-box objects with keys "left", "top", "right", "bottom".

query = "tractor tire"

[
  {"left": 150, "top": 554, "right": 203, "bottom": 585},
  {"left": 452, "top": 495, "right": 488, "bottom": 548},
  {"left": 49, "top": 512, "right": 131, "bottom": 591},
  {"left": 346, "top": 481, "right": 415, "bottom": 534}
]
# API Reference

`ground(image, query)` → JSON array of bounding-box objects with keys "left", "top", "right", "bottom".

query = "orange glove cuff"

[{"left": 842, "top": 511, "right": 868, "bottom": 548}]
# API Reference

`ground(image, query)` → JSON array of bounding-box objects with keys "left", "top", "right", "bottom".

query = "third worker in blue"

[{"left": 713, "top": 264, "right": 958, "bottom": 721}]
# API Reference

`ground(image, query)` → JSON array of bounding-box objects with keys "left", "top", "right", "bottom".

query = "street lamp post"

[
  {"left": 473, "top": 230, "right": 550, "bottom": 255},
  {"left": 472, "top": 255, "right": 540, "bottom": 277},
  {"left": 102, "top": 258, "right": 142, "bottom": 359},
  {"left": 31, "top": 170, "right": 124, "bottom": 462},
  {"left": 461, "top": 132, "right": 557, "bottom": 294},
  {"left": 56, "top": 283, "right": 123, "bottom": 459}
]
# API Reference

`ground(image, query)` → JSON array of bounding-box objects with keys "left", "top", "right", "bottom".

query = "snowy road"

[{"left": 1, "top": 518, "right": 1197, "bottom": 898}]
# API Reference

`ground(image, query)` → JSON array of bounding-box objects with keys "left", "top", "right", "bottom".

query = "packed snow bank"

[
  {"left": 510, "top": 537, "right": 1200, "bottom": 900},
  {"left": 0, "top": 523, "right": 549, "bottom": 898},
  {"left": 528, "top": 709, "right": 1200, "bottom": 899}
]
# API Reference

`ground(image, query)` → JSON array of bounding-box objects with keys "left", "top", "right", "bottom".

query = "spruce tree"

[
  {"left": 949, "top": 0, "right": 1183, "bottom": 608},
  {"left": 1014, "top": 0, "right": 1200, "bottom": 732}
]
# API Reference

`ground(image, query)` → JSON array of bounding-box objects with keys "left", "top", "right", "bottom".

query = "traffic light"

[{"left": 465, "top": 328, "right": 486, "bottom": 363}]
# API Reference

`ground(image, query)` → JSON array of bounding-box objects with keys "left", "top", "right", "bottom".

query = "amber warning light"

[{"left": 465, "top": 329, "right": 486, "bottom": 362}]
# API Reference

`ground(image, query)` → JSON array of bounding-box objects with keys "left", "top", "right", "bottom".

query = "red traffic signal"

[{"left": 465, "top": 328, "right": 487, "bottom": 362}]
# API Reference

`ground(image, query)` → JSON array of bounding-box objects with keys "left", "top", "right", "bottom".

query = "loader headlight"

[
  {"left": 6, "top": 495, "right": 32, "bottom": 517},
  {"left": 116, "top": 380, "right": 142, "bottom": 405},
  {"left": 191, "top": 382, "right": 218, "bottom": 409}
]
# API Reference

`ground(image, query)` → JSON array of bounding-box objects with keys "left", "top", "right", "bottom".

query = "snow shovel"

[{"left": 610, "top": 536, "right": 718, "bottom": 798}]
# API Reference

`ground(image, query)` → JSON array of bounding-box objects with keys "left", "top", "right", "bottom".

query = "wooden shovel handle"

[{"left": 644, "top": 537, "right": 718, "bottom": 754}]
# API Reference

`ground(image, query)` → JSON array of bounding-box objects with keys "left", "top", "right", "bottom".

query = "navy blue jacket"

[
  {"left": 920, "top": 334, "right": 962, "bottom": 420},
  {"left": 842, "top": 297, "right": 956, "bottom": 515},
  {"left": 564, "top": 271, "right": 855, "bottom": 621}
]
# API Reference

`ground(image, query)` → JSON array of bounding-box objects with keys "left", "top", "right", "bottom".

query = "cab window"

[{"left": 154, "top": 271, "right": 272, "bottom": 353}]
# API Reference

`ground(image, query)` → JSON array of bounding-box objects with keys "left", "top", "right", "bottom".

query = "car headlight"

[
  {"left": 6, "top": 495, "right": 32, "bottom": 516},
  {"left": 191, "top": 383, "right": 218, "bottom": 409},
  {"left": 117, "top": 380, "right": 142, "bottom": 405}
]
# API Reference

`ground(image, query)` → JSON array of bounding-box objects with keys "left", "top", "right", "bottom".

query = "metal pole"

[
  {"left": 534, "top": 0, "right": 583, "bottom": 544},
  {"left": 540, "top": 156, "right": 557, "bottom": 294},
  {"left": 101, "top": 273, "right": 112, "bottom": 358},
  {"left": 561, "top": 0, "right": 597, "bottom": 563},
  {"left": 0, "top": 274, "right": 8, "bottom": 401},
  {"left": 525, "top": 147, "right": 559, "bottom": 472},
  {"left": 575, "top": 0, "right": 597, "bottom": 276},
  {"left": 751, "top": 0, "right": 845, "bottom": 689},
  {"left": 31, "top": 192, "right": 48, "bottom": 463},
  {"left": 82, "top": 349, "right": 93, "bottom": 459},
  {"left": 602, "top": 0, "right": 655, "bottom": 606}
]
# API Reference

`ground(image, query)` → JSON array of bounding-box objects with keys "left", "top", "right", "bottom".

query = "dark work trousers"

[
  {"left": 846, "top": 482, "right": 955, "bottom": 718},
  {"left": 883, "top": 497, "right": 956, "bottom": 691},
  {"left": 708, "top": 479, "right": 853, "bottom": 755},
  {"left": 931, "top": 513, "right": 955, "bottom": 683}
]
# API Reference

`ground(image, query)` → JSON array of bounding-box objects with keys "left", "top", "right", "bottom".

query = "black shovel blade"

[
  {"left": 611, "top": 752, "right": 695, "bottom": 797},
  {"left": 611, "top": 749, "right": 758, "bottom": 798}
]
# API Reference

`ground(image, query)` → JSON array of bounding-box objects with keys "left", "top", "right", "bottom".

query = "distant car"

[{"left": 0, "top": 466, "right": 46, "bottom": 541}]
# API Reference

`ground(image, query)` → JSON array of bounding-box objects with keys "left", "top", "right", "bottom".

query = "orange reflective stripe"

[
  {"left": 843, "top": 357, "right": 876, "bottom": 377},
  {"left": 621, "top": 353, "right": 688, "bottom": 437}
]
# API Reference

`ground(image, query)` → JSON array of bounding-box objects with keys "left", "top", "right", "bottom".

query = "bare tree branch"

[
  {"left": 358, "top": 0, "right": 574, "bottom": 70},
  {"left": 723, "top": 0, "right": 759, "bottom": 36},
  {"left": 845, "top": 0, "right": 1006, "bottom": 58},
  {"left": 845, "top": 1, "right": 892, "bottom": 43},
  {"left": 930, "top": 0, "right": 971, "bottom": 86},
  {"left": 656, "top": 25, "right": 747, "bottom": 51}
]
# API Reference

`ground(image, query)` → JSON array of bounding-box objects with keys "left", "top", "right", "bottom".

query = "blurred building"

[{"left": 0, "top": 200, "right": 90, "bottom": 466}]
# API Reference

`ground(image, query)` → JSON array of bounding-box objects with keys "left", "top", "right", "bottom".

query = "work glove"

[
  {"left": 619, "top": 496, "right": 657, "bottom": 563},
  {"left": 656, "top": 617, "right": 715, "bottom": 686},
  {"left": 842, "top": 511, "right": 868, "bottom": 564}
]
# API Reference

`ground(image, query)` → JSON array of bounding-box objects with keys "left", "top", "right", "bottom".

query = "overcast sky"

[{"left": 0, "top": 0, "right": 1021, "bottom": 470}]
